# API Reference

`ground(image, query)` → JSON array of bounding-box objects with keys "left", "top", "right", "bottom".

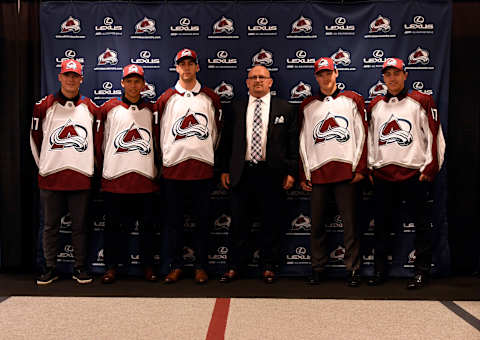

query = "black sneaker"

[
  {"left": 36, "top": 267, "right": 59, "bottom": 285},
  {"left": 73, "top": 267, "right": 93, "bottom": 284}
]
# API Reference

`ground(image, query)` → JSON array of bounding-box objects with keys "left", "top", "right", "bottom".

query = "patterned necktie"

[{"left": 251, "top": 98, "right": 263, "bottom": 163}]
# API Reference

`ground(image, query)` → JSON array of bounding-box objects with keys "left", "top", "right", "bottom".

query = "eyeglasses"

[{"left": 247, "top": 75, "right": 270, "bottom": 81}]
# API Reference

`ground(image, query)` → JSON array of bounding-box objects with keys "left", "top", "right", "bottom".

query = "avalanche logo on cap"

[
  {"left": 291, "top": 16, "right": 312, "bottom": 33},
  {"left": 114, "top": 123, "right": 151, "bottom": 155},
  {"left": 213, "top": 16, "right": 234, "bottom": 34},
  {"left": 49, "top": 119, "right": 88, "bottom": 152},
  {"left": 60, "top": 16, "right": 81, "bottom": 33},
  {"left": 135, "top": 17, "right": 156, "bottom": 34},
  {"left": 290, "top": 81, "right": 311, "bottom": 99},
  {"left": 172, "top": 109, "right": 209, "bottom": 141},
  {"left": 65, "top": 60, "right": 78, "bottom": 71},
  {"left": 251, "top": 49, "right": 273, "bottom": 66},
  {"left": 214, "top": 81, "right": 234, "bottom": 100},
  {"left": 318, "top": 58, "right": 329, "bottom": 68},
  {"left": 97, "top": 48, "right": 118, "bottom": 65},
  {"left": 313, "top": 112, "right": 350, "bottom": 144},
  {"left": 379, "top": 114, "right": 413, "bottom": 146}
]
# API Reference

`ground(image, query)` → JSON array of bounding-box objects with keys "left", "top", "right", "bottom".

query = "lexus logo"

[
  {"left": 140, "top": 50, "right": 151, "bottom": 58},
  {"left": 65, "top": 50, "right": 76, "bottom": 58},
  {"left": 64, "top": 245, "right": 74, "bottom": 253},
  {"left": 257, "top": 17, "right": 268, "bottom": 26},
  {"left": 218, "top": 246, "right": 228, "bottom": 255},
  {"left": 296, "top": 247, "right": 307, "bottom": 255},
  {"left": 296, "top": 50, "right": 307, "bottom": 58},
  {"left": 337, "top": 82, "right": 345, "bottom": 90},
  {"left": 335, "top": 17, "right": 347, "bottom": 25},
  {"left": 217, "top": 50, "right": 228, "bottom": 58},
  {"left": 179, "top": 17, "right": 191, "bottom": 26},
  {"left": 372, "top": 49, "right": 384, "bottom": 58},
  {"left": 104, "top": 17, "right": 114, "bottom": 25},
  {"left": 413, "top": 16, "right": 425, "bottom": 24},
  {"left": 103, "top": 82, "right": 113, "bottom": 90},
  {"left": 412, "top": 81, "right": 424, "bottom": 90}
]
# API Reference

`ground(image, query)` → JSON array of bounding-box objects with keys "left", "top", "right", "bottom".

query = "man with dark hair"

[
  {"left": 367, "top": 57, "right": 445, "bottom": 289},
  {"left": 31, "top": 59, "right": 97, "bottom": 285},
  {"left": 156, "top": 48, "right": 222, "bottom": 284},
  {"left": 96, "top": 64, "right": 159, "bottom": 284}
]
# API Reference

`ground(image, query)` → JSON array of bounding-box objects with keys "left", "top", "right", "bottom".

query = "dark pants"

[
  {"left": 163, "top": 179, "right": 212, "bottom": 270},
  {"left": 228, "top": 162, "right": 285, "bottom": 272},
  {"left": 373, "top": 176, "right": 432, "bottom": 274},
  {"left": 40, "top": 189, "right": 90, "bottom": 268},
  {"left": 310, "top": 181, "right": 361, "bottom": 272},
  {"left": 103, "top": 192, "right": 156, "bottom": 269}
]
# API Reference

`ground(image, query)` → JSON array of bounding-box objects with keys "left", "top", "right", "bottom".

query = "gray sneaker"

[
  {"left": 36, "top": 267, "right": 59, "bottom": 285},
  {"left": 73, "top": 267, "right": 93, "bottom": 284}
]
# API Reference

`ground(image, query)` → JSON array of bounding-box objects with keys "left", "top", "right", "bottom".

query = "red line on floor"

[{"left": 206, "top": 298, "right": 231, "bottom": 340}]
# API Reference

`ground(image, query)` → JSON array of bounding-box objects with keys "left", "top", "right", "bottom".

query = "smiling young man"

[
  {"left": 96, "top": 64, "right": 159, "bottom": 284},
  {"left": 31, "top": 59, "right": 98, "bottom": 285},
  {"left": 367, "top": 58, "right": 445, "bottom": 289},
  {"left": 299, "top": 57, "right": 368, "bottom": 287},
  {"left": 155, "top": 48, "right": 222, "bottom": 284}
]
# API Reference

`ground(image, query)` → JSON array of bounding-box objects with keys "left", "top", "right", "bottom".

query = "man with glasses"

[{"left": 219, "top": 65, "right": 298, "bottom": 283}]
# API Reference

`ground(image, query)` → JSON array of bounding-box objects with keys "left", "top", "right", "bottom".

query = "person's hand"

[
  {"left": 300, "top": 180, "right": 312, "bottom": 192},
  {"left": 283, "top": 175, "right": 295, "bottom": 190},
  {"left": 419, "top": 173, "right": 433, "bottom": 182},
  {"left": 221, "top": 173, "right": 230, "bottom": 189},
  {"left": 350, "top": 173, "right": 365, "bottom": 184},
  {"left": 368, "top": 174, "right": 374, "bottom": 185}
]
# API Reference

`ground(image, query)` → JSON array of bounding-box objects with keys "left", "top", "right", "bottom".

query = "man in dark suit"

[{"left": 219, "top": 65, "right": 298, "bottom": 283}]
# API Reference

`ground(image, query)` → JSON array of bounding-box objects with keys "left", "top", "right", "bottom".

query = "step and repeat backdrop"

[{"left": 38, "top": 0, "right": 451, "bottom": 277}]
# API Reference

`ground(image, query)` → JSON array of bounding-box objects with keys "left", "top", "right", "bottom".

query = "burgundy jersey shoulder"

[
  {"left": 338, "top": 90, "right": 365, "bottom": 110},
  {"left": 299, "top": 95, "right": 319, "bottom": 112},
  {"left": 33, "top": 94, "right": 56, "bottom": 118},
  {"left": 100, "top": 98, "right": 123, "bottom": 117},
  {"left": 200, "top": 86, "right": 222, "bottom": 110},
  {"left": 79, "top": 96, "right": 99, "bottom": 115},
  {"left": 139, "top": 100, "right": 154, "bottom": 113},
  {"left": 408, "top": 90, "right": 435, "bottom": 112},
  {"left": 367, "top": 95, "right": 385, "bottom": 113},
  {"left": 155, "top": 88, "right": 178, "bottom": 112}
]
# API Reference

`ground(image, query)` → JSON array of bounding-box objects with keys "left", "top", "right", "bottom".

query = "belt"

[{"left": 245, "top": 161, "right": 266, "bottom": 168}]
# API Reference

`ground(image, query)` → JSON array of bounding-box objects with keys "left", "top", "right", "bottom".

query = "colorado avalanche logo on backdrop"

[
  {"left": 135, "top": 17, "right": 156, "bottom": 34},
  {"left": 49, "top": 119, "right": 88, "bottom": 152},
  {"left": 213, "top": 16, "right": 234, "bottom": 34},
  {"left": 369, "top": 81, "right": 388, "bottom": 98},
  {"left": 141, "top": 82, "right": 156, "bottom": 99},
  {"left": 369, "top": 15, "right": 391, "bottom": 33},
  {"left": 214, "top": 81, "right": 234, "bottom": 100},
  {"left": 313, "top": 112, "right": 350, "bottom": 144},
  {"left": 379, "top": 114, "right": 413, "bottom": 146},
  {"left": 291, "top": 16, "right": 312, "bottom": 33},
  {"left": 330, "top": 48, "right": 351, "bottom": 66},
  {"left": 290, "top": 213, "right": 311, "bottom": 232},
  {"left": 60, "top": 16, "right": 81, "bottom": 33},
  {"left": 252, "top": 49, "right": 273, "bottom": 66},
  {"left": 97, "top": 48, "right": 118, "bottom": 65},
  {"left": 408, "top": 47, "right": 430, "bottom": 65},
  {"left": 290, "top": 81, "right": 311, "bottom": 99},
  {"left": 172, "top": 109, "right": 209, "bottom": 141},
  {"left": 114, "top": 123, "right": 151, "bottom": 155}
]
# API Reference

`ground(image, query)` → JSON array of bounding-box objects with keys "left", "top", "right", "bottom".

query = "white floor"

[{"left": 0, "top": 297, "right": 479, "bottom": 340}]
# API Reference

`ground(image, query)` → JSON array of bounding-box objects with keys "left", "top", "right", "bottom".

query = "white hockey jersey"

[
  {"left": 30, "top": 92, "right": 97, "bottom": 190},
  {"left": 97, "top": 97, "right": 159, "bottom": 193},
  {"left": 367, "top": 89, "right": 445, "bottom": 182},
  {"left": 155, "top": 81, "right": 222, "bottom": 180},
  {"left": 299, "top": 90, "right": 368, "bottom": 184}
]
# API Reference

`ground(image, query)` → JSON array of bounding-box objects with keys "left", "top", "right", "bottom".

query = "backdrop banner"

[{"left": 38, "top": 0, "right": 451, "bottom": 277}]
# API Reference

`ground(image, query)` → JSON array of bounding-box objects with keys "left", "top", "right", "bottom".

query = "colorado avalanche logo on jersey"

[
  {"left": 172, "top": 109, "right": 209, "bottom": 141},
  {"left": 290, "top": 81, "right": 311, "bottom": 99},
  {"left": 135, "top": 17, "right": 156, "bottom": 34},
  {"left": 114, "top": 123, "right": 151, "bottom": 155},
  {"left": 49, "top": 119, "right": 88, "bottom": 152},
  {"left": 291, "top": 16, "right": 313, "bottom": 33},
  {"left": 379, "top": 114, "right": 413, "bottom": 146},
  {"left": 408, "top": 47, "right": 430, "bottom": 65},
  {"left": 213, "top": 16, "right": 234, "bottom": 34},
  {"left": 97, "top": 48, "right": 118, "bottom": 65},
  {"left": 60, "top": 16, "right": 81, "bottom": 33},
  {"left": 369, "top": 15, "right": 391, "bottom": 33},
  {"left": 313, "top": 112, "right": 350, "bottom": 144},
  {"left": 252, "top": 49, "right": 273, "bottom": 66},
  {"left": 214, "top": 81, "right": 234, "bottom": 100},
  {"left": 330, "top": 48, "right": 351, "bottom": 66}
]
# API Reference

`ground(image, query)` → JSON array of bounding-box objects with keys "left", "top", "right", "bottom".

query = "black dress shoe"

[
  {"left": 306, "top": 271, "right": 326, "bottom": 285},
  {"left": 347, "top": 270, "right": 361, "bottom": 287},
  {"left": 367, "top": 272, "right": 387, "bottom": 286},
  {"left": 407, "top": 272, "right": 429, "bottom": 289}
]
